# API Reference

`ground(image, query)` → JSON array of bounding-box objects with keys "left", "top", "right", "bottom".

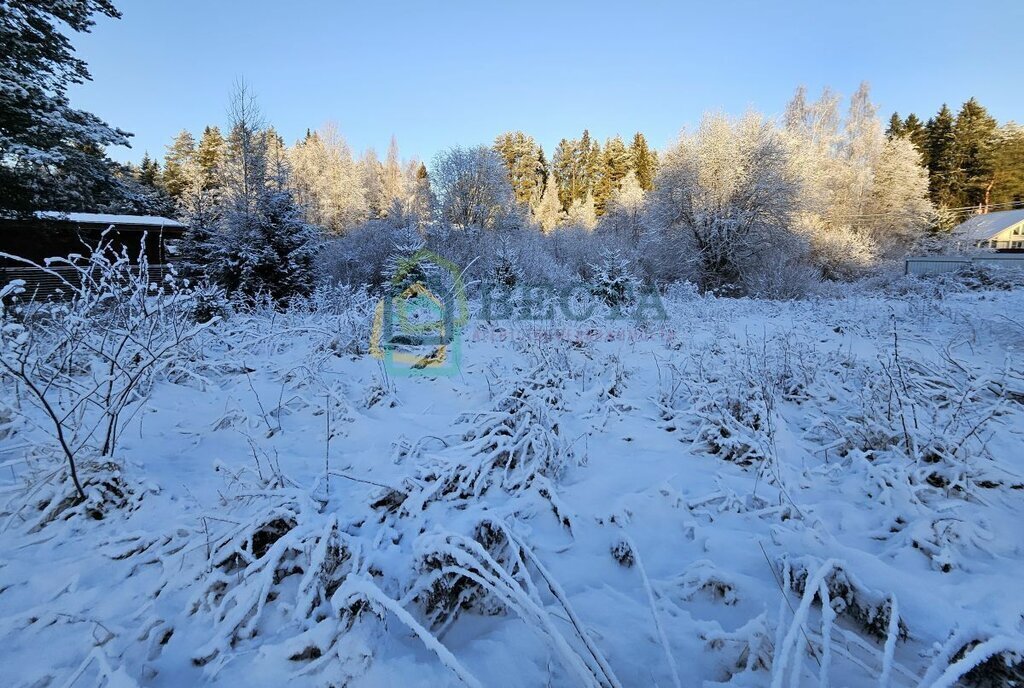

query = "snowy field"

[{"left": 1, "top": 281, "right": 1023, "bottom": 687}]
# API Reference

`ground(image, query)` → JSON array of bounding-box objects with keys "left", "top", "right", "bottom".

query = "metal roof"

[
  {"left": 950, "top": 209, "right": 1024, "bottom": 242},
  {"left": 33, "top": 212, "right": 185, "bottom": 228}
]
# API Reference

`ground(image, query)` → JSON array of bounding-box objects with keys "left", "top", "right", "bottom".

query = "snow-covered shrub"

[
  {"left": 0, "top": 239, "right": 215, "bottom": 511},
  {"left": 782, "top": 556, "right": 906, "bottom": 642},
  {"left": 702, "top": 614, "right": 773, "bottom": 677},
  {"left": 318, "top": 220, "right": 400, "bottom": 290},
  {"left": 189, "top": 489, "right": 355, "bottom": 667},
  {"left": 402, "top": 366, "right": 574, "bottom": 506},
  {"left": 410, "top": 525, "right": 622, "bottom": 688}
]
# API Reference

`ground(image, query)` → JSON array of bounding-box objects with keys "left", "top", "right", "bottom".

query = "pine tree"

[
  {"left": 925, "top": 104, "right": 959, "bottom": 208},
  {"left": 494, "top": 131, "right": 544, "bottom": 207},
  {"left": 629, "top": 132, "right": 657, "bottom": 191},
  {"left": 0, "top": 0, "right": 131, "bottom": 213},
  {"left": 953, "top": 98, "right": 998, "bottom": 210},
  {"left": 592, "top": 249, "right": 640, "bottom": 307},
  {"left": 583, "top": 132, "right": 601, "bottom": 201},
  {"left": 162, "top": 130, "right": 196, "bottom": 200}
]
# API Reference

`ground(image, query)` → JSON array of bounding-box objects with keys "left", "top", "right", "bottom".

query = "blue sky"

[{"left": 71, "top": 0, "right": 1023, "bottom": 166}]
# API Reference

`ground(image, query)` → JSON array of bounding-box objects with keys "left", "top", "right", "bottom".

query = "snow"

[
  {"left": 33, "top": 211, "right": 186, "bottom": 228},
  {"left": 1, "top": 282, "right": 1023, "bottom": 686}
]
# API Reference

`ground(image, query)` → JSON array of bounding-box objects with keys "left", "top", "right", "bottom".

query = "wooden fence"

[{"left": 0, "top": 265, "right": 173, "bottom": 301}]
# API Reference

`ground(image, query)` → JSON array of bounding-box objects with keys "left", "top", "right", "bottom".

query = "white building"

[{"left": 949, "top": 209, "right": 1024, "bottom": 251}]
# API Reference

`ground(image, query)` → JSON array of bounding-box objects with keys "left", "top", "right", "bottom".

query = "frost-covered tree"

[
  {"left": 565, "top": 191, "right": 597, "bottom": 231},
  {"left": 0, "top": 0, "right": 131, "bottom": 214},
  {"left": 211, "top": 83, "right": 321, "bottom": 303},
  {"left": 405, "top": 162, "right": 433, "bottom": 224},
  {"left": 381, "top": 136, "right": 406, "bottom": 216},
  {"left": 431, "top": 145, "right": 516, "bottom": 229},
  {"left": 592, "top": 249, "right": 641, "bottom": 306},
  {"left": 360, "top": 148, "right": 385, "bottom": 219},
  {"left": 290, "top": 125, "right": 367, "bottom": 232},
  {"left": 600, "top": 170, "right": 645, "bottom": 240},
  {"left": 649, "top": 113, "right": 801, "bottom": 292},
  {"left": 532, "top": 176, "right": 563, "bottom": 233},
  {"left": 783, "top": 84, "right": 932, "bottom": 277}
]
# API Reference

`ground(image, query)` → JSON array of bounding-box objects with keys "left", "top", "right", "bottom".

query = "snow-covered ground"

[{"left": 1, "top": 283, "right": 1023, "bottom": 687}]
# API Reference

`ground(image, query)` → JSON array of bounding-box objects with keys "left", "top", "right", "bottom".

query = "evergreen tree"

[
  {"left": 195, "top": 126, "right": 226, "bottom": 191},
  {"left": 162, "top": 130, "right": 196, "bottom": 200},
  {"left": 494, "top": 131, "right": 543, "bottom": 207},
  {"left": 902, "top": 114, "right": 928, "bottom": 165},
  {"left": 593, "top": 135, "right": 631, "bottom": 216},
  {"left": 137, "top": 152, "right": 162, "bottom": 190},
  {"left": 629, "top": 132, "right": 657, "bottom": 191},
  {"left": 552, "top": 138, "right": 578, "bottom": 210},
  {"left": 582, "top": 131, "right": 601, "bottom": 200},
  {"left": 0, "top": 0, "right": 131, "bottom": 213},
  {"left": 536, "top": 146, "right": 549, "bottom": 196},
  {"left": 212, "top": 81, "right": 320, "bottom": 304},
  {"left": 886, "top": 113, "right": 905, "bottom": 139},
  {"left": 925, "top": 104, "right": 958, "bottom": 208},
  {"left": 991, "top": 123, "right": 1024, "bottom": 208},
  {"left": 953, "top": 98, "right": 998, "bottom": 210}
]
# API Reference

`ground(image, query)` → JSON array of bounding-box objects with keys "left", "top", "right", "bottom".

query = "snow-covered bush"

[
  {"left": 0, "top": 238, "right": 215, "bottom": 511},
  {"left": 591, "top": 249, "right": 641, "bottom": 307}
]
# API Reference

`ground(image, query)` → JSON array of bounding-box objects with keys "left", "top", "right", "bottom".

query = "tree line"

[
  {"left": 4, "top": 0, "right": 1022, "bottom": 306},
  {"left": 887, "top": 99, "right": 1024, "bottom": 220}
]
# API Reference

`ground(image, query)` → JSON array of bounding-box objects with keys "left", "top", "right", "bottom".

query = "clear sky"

[{"left": 70, "top": 0, "right": 1023, "bottom": 166}]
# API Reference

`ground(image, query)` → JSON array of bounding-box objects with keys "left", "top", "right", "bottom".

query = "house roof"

[
  {"left": 950, "top": 209, "right": 1024, "bottom": 242},
  {"left": 33, "top": 212, "right": 185, "bottom": 229}
]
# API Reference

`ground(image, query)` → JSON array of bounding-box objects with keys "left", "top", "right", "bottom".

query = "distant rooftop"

[
  {"left": 950, "top": 209, "right": 1024, "bottom": 243},
  {"left": 33, "top": 212, "right": 185, "bottom": 229}
]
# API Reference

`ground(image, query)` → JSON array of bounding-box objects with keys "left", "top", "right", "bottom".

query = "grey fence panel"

[{"left": 905, "top": 255, "right": 1024, "bottom": 276}]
